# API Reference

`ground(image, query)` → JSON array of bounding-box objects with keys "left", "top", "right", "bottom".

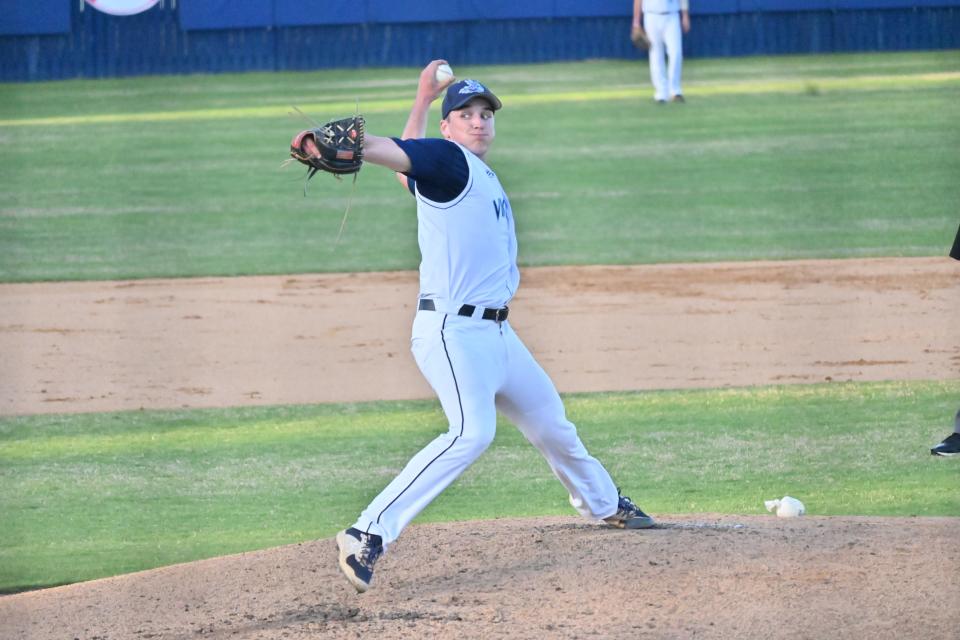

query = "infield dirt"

[
  {"left": 2, "top": 257, "right": 958, "bottom": 416},
  {"left": 1, "top": 257, "right": 958, "bottom": 639}
]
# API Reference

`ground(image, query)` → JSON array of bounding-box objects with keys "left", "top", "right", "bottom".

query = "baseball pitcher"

[{"left": 289, "top": 60, "right": 656, "bottom": 594}]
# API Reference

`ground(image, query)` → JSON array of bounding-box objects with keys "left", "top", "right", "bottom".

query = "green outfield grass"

[
  {"left": 1, "top": 51, "right": 958, "bottom": 282},
  {"left": 1, "top": 380, "right": 957, "bottom": 593}
]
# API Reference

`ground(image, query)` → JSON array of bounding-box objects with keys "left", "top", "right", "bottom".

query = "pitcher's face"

[{"left": 440, "top": 98, "right": 496, "bottom": 159}]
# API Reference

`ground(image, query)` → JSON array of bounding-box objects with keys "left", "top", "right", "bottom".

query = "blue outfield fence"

[{"left": 0, "top": 1, "right": 959, "bottom": 82}]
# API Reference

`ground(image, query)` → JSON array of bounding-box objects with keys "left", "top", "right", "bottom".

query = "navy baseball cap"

[{"left": 441, "top": 79, "right": 502, "bottom": 119}]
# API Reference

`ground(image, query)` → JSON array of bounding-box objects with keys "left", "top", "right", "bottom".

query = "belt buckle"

[{"left": 495, "top": 307, "right": 508, "bottom": 322}]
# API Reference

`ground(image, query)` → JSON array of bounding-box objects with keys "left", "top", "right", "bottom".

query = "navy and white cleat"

[
  {"left": 931, "top": 432, "right": 960, "bottom": 457},
  {"left": 604, "top": 492, "right": 656, "bottom": 529},
  {"left": 336, "top": 527, "right": 383, "bottom": 593}
]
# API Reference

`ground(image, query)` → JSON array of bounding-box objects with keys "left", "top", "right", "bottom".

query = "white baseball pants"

[
  {"left": 644, "top": 11, "right": 684, "bottom": 101},
  {"left": 352, "top": 310, "right": 620, "bottom": 544}
]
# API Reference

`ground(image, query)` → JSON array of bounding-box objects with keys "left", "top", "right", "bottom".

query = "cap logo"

[{"left": 459, "top": 80, "right": 486, "bottom": 95}]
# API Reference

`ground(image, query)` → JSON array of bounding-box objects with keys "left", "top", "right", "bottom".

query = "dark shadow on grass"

[{"left": 0, "top": 582, "right": 73, "bottom": 596}]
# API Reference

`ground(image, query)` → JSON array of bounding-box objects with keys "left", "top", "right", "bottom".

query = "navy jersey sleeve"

[{"left": 392, "top": 138, "right": 469, "bottom": 203}]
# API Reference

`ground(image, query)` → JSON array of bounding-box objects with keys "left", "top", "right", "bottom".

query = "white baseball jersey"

[
  {"left": 642, "top": 0, "right": 681, "bottom": 14},
  {"left": 414, "top": 144, "right": 519, "bottom": 310}
]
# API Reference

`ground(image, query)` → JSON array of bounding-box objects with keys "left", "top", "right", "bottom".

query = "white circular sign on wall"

[{"left": 85, "top": 0, "right": 162, "bottom": 16}]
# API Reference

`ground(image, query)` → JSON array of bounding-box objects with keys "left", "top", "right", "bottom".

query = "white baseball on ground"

[
  {"left": 765, "top": 496, "right": 806, "bottom": 518},
  {"left": 435, "top": 63, "right": 454, "bottom": 84}
]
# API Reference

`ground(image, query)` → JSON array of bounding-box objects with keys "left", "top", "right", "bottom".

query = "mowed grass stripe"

[{"left": 2, "top": 70, "right": 958, "bottom": 127}]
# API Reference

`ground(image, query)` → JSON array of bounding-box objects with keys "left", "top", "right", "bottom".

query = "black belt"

[{"left": 418, "top": 299, "right": 509, "bottom": 322}]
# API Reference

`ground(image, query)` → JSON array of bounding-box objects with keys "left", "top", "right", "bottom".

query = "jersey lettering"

[{"left": 493, "top": 196, "right": 511, "bottom": 221}]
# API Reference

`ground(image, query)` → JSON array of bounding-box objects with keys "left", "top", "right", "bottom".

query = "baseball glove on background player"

[
  {"left": 290, "top": 115, "right": 365, "bottom": 178},
  {"left": 631, "top": 25, "right": 651, "bottom": 51}
]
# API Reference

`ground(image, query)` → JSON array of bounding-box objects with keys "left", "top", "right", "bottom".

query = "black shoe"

[
  {"left": 336, "top": 527, "right": 383, "bottom": 592},
  {"left": 931, "top": 432, "right": 960, "bottom": 457},
  {"left": 603, "top": 492, "right": 655, "bottom": 529},
  {"left": 671, "top": 94, "right": 686, "bottom": 103}
]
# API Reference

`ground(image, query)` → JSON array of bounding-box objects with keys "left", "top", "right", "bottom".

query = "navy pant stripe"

[{"left": 375, "top": 315, "right": 464, "bottom": 526}]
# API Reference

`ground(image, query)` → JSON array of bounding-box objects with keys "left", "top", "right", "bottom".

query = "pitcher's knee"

[{"left": 452, "top": 423, "right": 496, "bottom": 459}]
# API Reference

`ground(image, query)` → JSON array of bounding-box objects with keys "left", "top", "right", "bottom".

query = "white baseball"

[
  {"left": 765, "top": 496, "right": 806, "bottom": 518},
  {"left": 776, "top": 496, "right": 805, "bottom": 518},
  {"left": 435, "top": 63, "right": 454, "bottom": 84}
]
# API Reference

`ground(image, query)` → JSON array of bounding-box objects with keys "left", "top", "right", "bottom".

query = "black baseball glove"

[{"left": 290, "top": 116, "right": 365, "bottom": 178}]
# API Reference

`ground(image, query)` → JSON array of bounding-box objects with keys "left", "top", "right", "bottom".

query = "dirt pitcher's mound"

[{"left": 3, "top": 515, "right": 958, "bottom": 639}]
